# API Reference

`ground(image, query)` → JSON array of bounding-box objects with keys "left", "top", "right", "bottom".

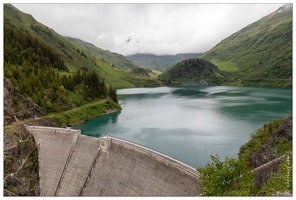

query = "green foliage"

[
  {"left": 273, "top": 138, "right": 292, "bottom": 157},
  {"left": 258, "top": 154, "right": 292, "bottom": 196},
  {"left": 4, "top": 25, "right": 68, "bottom": 72},
  {"left": 159, "top": 58, "right": 224, "bottom": 85},
  {"left": 200, "top": 116, "right": 292, "bottom": 196},
  {"left": 212, "top": 61, "right": 238, "bottom": 72},
  {"left": 130, "top": 67, "right": 150, "bottom": 76},
  {"left": 108, "top": 84, "right": 118, "bottom": 103},
  {"left": 4, "top": 4, "right": 161, "bottom": 91},
  {"left": 52, "top": 115, "right": 66, "bottom": 127},
  {"left": 238, "top": 118, "right": 284, "bottom": 166},
  {"left": 4, "top": 22, "right": 121, "bottom": 113},
  {"left": 50, "top": 99, "right": 121, "bottom": 126},
  {"left": 45, "top": 101, "right": 53, "bottom": 111},
  {"left": 68, "top": 37, "right": 136, "bottom": 70},
  {"left": 104, "top": 99, "right": 121, "bottom": 110},
  {"left": 198, "top": 155, "right": 256, "bottom": 196}
]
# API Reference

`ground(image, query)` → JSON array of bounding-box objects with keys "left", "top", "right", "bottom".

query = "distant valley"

[{"left": 126, "top": 53, "right": 202, "bottom": 72}]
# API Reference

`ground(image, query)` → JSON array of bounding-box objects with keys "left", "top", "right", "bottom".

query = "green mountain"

[
  {"left": 200, "top": 4, "right": 292, "bottom": 88},
  {"left": 4, "top": 4, "right": 162, "bottom": 114},
  {"left": 126, "top": 53, "right": 202, "bottom": 72},
  {"left": 159, "top": 58, "right": 224, "bottom": 85},
  {"left": 4, "top": 4, "right": 161, "bottom": 90}
]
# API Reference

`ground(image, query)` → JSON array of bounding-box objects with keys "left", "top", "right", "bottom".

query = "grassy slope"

[
  {"left": 200, "top": 5, "right": 292, "bottom": 88},
  {"left": 47, "top": 99, "right": 122, "bottom": 127},
  {"left": 67, "top": 37, "right": 136, "bottom": 70}
]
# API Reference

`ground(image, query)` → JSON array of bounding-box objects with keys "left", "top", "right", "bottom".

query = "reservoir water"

[{"left": 74, "top": 86, "right": 292, "bottom": 168}]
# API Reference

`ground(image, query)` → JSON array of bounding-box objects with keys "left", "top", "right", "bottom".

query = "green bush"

[
  {"left": 238, "top": 118, "right": 284, "bottom": 165},
  {"left": 52, "top": 115, "right": 65, "bottom": 126},
  {"left": 198, "top": 155, "right": 256, "bottom": 196}
]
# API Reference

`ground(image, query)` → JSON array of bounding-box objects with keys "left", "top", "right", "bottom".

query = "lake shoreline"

[
  {"left": 75, "top": 86, "right": 292, "bottom": 167},
  {"left": 32, "top": 99, "right": 122, "bottom": 127}
]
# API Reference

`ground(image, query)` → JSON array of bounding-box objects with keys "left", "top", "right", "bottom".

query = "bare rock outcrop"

[
  {"left": 4, "top": 78, "right": 46, "bottom": 126},
  {"left": 250, "top": 116, "right": 292, "bottom": 168}
]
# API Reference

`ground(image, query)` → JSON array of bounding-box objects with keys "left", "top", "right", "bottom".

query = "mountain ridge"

[
  {"left": 66, "top": 36, "right": 136, "bottom": 70},
  {"left": 200, "top": 4, "right": 292, "bottom": 88},
  {"left": 4, "top": 4, "right": 161, "bottom": 90}
]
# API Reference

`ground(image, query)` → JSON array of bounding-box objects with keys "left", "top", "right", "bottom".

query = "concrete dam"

[{"left": 26, "top": 126, "right": 201, "bottom": 196}]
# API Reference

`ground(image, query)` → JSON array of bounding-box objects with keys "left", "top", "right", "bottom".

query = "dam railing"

[
  {"left": 105, "top": 135, "right": 200, "bottom": 179},
  {"left": 26, "top": 125, "right": 80, "bottom": 132}
]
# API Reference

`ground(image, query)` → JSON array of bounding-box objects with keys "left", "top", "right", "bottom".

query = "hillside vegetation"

[
  {"left": 3, "top": 4, "right": 163, "bottom": 113},
  {"left": 200, "top": 4, "right": 292, "bottom": 88},
  {"left": 4, "top": 23, "right": 118, "bottom": 111},
  {"left": 159, "top": 58, "right": 224, "bottom": 85},
  {"left": 4, "top": 4, "right": 160, "bottom": 89},
  {"left": 67, "top": 37, "right": 136, "bottom": 70},
  {"left": 198, "top": 116, "right": 292, "bottom": 196},
  {"left": 126, "top": 53, "right": 202, "bottom": 72}
]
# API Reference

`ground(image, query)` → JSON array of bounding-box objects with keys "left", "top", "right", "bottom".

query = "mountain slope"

[
  {"left": 200, "top": 4, "right": 292, "bottom": 88},
  {"left": 126, "top": 53, "right": 202, "bottom": 72},
  {"left": 4, "top": 4, "right": 153, "bottom": 89},
  {"left": 159, "top": 58, "right": 224, "bottom": 85},
  {"left": 66, "top": 37, "right": 136, "bottom": 70}
]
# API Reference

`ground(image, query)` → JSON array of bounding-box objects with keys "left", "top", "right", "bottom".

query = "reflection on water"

[{"left": 74, "top": 86, "right": 292, "bottom": 168}]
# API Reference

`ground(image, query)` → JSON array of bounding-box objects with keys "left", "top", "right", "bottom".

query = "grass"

[
  {"left": 43, "top": 99, "right": 121, "bottom": 127},
  {"left": 213, "top": 61, "right": 239, "bottom": 72},
  {"left": 152, "top": 70, "right": 163, "bottom": 76}
]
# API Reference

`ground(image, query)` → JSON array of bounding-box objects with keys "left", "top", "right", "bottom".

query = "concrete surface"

[{"left": 26, "top": 126, "right": 201, "bottom": 196}]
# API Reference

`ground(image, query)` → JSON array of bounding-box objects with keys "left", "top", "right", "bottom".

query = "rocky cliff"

[
  {"left": 4, "top": 78, "right": 46, "bottom": 126},
  {"left": 250, "top": 116, "right": 292, "bottom": 168}
]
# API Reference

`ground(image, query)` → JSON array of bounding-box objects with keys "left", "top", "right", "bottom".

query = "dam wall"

[{"left": 26, "top": 126, "right": 201, "bottom": 196}]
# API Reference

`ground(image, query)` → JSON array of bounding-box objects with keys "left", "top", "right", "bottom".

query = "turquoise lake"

[{"left": 74, "top": 86, "right": 292, "bottom": 168}]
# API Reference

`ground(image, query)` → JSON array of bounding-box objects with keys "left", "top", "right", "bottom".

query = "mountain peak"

[{"left": 277, "top": 4, "right": 292, "bottom": 13}]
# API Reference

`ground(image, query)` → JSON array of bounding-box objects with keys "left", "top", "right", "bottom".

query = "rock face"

[
  {"left": 250, "top": 116, "right": 292, "bottom": 188},
  {"left": 4, "top": 78, "right": 46, "bottom": 125},
  {"left": 250, "top": 116, "right": 292, "bottom": 168}
]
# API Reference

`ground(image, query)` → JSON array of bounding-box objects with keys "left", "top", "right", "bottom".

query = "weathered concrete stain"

[{"left": 26, "top": 126, "right": 201, "bottom": 196}]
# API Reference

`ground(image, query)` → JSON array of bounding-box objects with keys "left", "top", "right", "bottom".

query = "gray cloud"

[{"left": 13, "top": 3, "right": 282, "bottom": 55}]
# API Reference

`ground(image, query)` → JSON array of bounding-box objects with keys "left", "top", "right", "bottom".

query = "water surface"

[{"left": 74, "top": 86, "right": 292, "bottom": 168}]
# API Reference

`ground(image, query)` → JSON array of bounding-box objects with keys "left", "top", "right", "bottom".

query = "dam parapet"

[{"left": 26, "top": 125, "right": 201, "bottom": 196}]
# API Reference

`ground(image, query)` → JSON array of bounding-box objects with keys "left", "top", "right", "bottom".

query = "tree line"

[{"left": 4, "top": 23, "right": 118, "bottom": 112}]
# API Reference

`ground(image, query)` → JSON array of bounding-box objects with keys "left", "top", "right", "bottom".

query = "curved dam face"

[{"left": 26, "top": 126, "right": 201, "bottom": 196}]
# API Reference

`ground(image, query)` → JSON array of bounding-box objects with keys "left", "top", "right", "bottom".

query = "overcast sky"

[{"left": 12, "top": 3, "right": 283, "bottom": 56}]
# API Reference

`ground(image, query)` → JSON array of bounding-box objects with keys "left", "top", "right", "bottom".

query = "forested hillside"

[
  {"left": 200, "top": 4, "right": 292, "bottom": 88},
  {"left": 4, "top": 4, "right": 120, "bottom": 114},
  {"left": 4, "top": 4, "right": 161, "bottom": 90},
  {"left": 159, "top": 58, "right": 224, "bottom": 85},
  {"left": 4, "top": 4, "right": 164, "bottom": 114}
]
